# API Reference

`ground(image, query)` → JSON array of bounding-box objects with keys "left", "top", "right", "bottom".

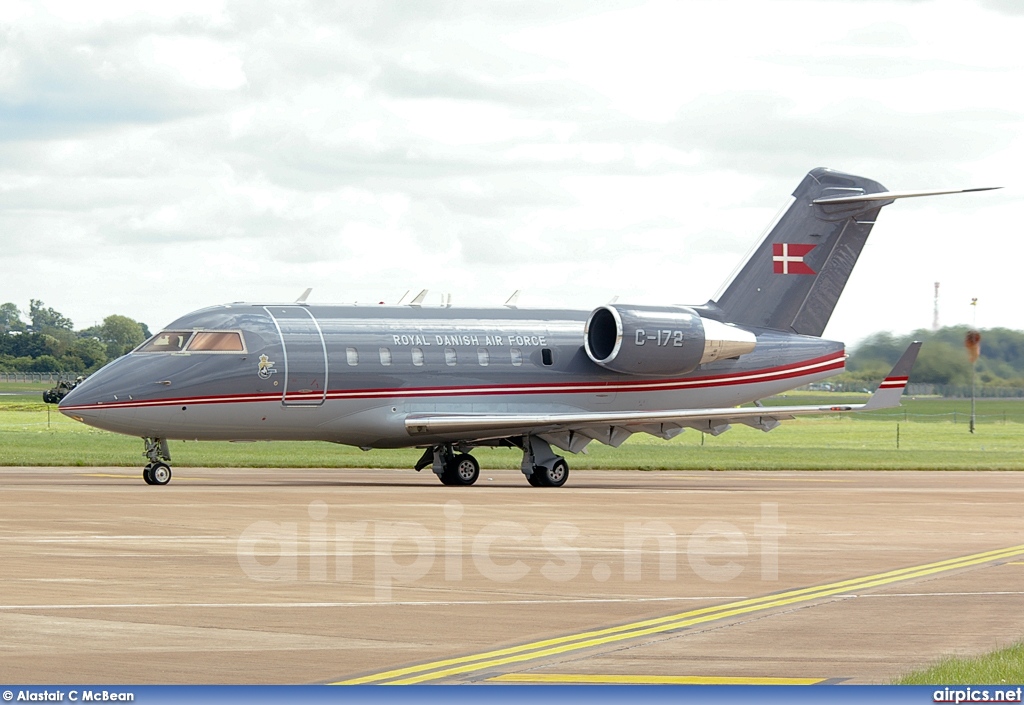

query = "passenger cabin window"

[
  {"left": 346, "top": 347, "right": 359, "bottom": 366},
  {"left": 541, "top": 348, "right": 554, "bottom": 366},
  {"left": 379, "top": 347, "right": 392, "bottom": 366},
  {"left": 444, "top": 348, "right": 457, "bottom": 366},
  {"left": 510, "top": 348, "right": 523, "bottom": 367},
  {"left": 411, "top": 347, "right": 425, "bottom": 366},
  {"left": 187, "top": 331, "right": 245, "bottom": 352},
  {"left": 137, "top": 331, "right": 192, "bottom": 353},
  {"left": 477, "top": 348, "right": 489, "bottom": 366}
]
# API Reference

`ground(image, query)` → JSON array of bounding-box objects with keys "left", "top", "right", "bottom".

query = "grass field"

[
  {"left": 4, "top": 381, "right": 1024, "bottom": 470},
  {"left": 896, "top": 641, "right": 1024, "bottom": 684}
]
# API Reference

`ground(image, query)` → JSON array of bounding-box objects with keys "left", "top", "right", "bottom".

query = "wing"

[{"left": 405, "top": 343, "right": 921, "bottom": 454}]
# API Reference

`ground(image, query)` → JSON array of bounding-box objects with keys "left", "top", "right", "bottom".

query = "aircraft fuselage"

[{"left": 60, "top": 303, "right": 843, "bottom": 448}]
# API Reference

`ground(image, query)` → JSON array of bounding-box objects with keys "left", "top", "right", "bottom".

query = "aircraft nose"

[
  {"left": 57, "top": 379, "right": 92, "bottom": 412},
  {"left": 58, "top": 373, "right": 109, "bottom": 420},
  {"left": 57, "top": 355, "right": 141, "bottom": 424}
]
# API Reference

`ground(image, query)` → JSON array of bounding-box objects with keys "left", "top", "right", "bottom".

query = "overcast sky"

[{"left": 1, "top": 0, "right": 1020, "bottom": 346}]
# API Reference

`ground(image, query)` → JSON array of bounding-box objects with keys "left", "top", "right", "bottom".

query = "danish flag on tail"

[{"left": 772, "top": 243, "right": 815, "bottom": 275}]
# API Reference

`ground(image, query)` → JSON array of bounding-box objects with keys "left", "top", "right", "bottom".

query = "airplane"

[{"left": 57, "top": 168, "right": 997, "bottom": 487}]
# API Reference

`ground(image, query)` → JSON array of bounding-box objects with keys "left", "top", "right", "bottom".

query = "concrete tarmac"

[{"left": 1, "top": 467, "right": 1022, "bottom": 684}]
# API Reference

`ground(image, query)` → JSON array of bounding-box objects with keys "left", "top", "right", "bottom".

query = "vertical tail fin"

[
  {"left": 711, "top": 167, "right": 889, "bottom": 336},
  {"left": 711, "top": 169, "right": 997, "bottom": 336}
]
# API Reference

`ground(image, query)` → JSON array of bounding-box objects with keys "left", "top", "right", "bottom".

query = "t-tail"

[{"left": 708, "top": 167, "right": 998, "bottom": 337}]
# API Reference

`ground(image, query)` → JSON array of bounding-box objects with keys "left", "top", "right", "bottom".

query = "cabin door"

[{"left": 264, "top": 306, "right": 329, "bottom": 406}]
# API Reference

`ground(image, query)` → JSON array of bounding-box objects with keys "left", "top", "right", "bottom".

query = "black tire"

[
  {"left": 142, "top": 465, "right": 155, "bottom": 485},
  {"left": 149, "top": 462, "right": 172, "bottom": 486},
  {"left": 537, "top": 459, "right": 569, "bottom": 487},
  {"left": 526, "top": 469, "right": 545, "bottom": 487},
  {"left": 443, "top": 453, "right": 479, "bottom": 486}
]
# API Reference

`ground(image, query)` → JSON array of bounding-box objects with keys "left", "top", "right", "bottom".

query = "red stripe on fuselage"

[{"left": 60, "top": 351, "right": 846, "bottom": 412}]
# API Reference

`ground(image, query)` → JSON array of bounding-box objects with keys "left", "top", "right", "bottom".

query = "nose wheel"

[
  {"left": 143, "top": 462, "right": 172, "bottom": 485},
  {"left": 142, "top": 437, "right": 173, "bottom": 486}
]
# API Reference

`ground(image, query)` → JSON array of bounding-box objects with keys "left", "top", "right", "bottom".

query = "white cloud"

[{"left": 0, "top": 0, "right": 1020, "bottom": 348}]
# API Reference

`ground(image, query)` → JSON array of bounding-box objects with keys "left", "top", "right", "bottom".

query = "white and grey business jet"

[{"left": 59, "top": 168, "right": 996, "bottom": 486}]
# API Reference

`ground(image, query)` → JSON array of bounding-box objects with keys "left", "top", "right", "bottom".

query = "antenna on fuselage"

[
  {"left": 504, "top": 290, "right": 520, "bottom": 308},
  {"left": 409, "top": 289, "right": 428, "bottom": 307},
  {"left": 295, "top": 288, "right": 312, "bottom": 304},
  {"left": 396, "top": 290, "right": 410, "bottom": 305}
]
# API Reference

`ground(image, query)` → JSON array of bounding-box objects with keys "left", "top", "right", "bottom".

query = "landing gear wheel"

[
  {"left": 531, "top": 459, "right": 569, "bottom": 487},
  {"left": 441, "top": 453, "right": 479, "bottom": 486},
  {"left": 149, "top": 462, "right": 172, "bottom": 486},
  {"left": 142, "top": 464, "right": 156, "bottom": 485}
]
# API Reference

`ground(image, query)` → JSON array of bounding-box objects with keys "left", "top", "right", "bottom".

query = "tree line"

[
  {"left": 839, "top": 326, "right": 1024, "bottom": 390},
  {"left": 0, "top": 300, "right": 151, "bottom": 375}
]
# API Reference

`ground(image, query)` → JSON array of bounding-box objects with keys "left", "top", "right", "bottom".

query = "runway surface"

[{"left": 1, "top": 467, "right": 1023, "bottom": 684}]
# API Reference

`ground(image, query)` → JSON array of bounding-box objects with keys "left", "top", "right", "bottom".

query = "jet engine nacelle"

[{"left": 584, "top": 304, "right": 756, "bottom": 376}]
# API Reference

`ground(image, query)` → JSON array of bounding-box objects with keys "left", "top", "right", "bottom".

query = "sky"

[{"left": 1, "top": 0, "right": 1021, "bottom": 347}]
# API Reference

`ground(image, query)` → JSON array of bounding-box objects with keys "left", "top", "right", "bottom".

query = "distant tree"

[
  {"left": 910, "top": 340, "right": 972, "bottom": 385},
  {"left": 0, "top": 331, "right": 58, "bottom": 359},
  {"left": 26, "top": 355, "right": 64, "bottom": 373},
  {"left": 847, "top": 332, "right": 906, "bottom": 370},
  {"left": 0, "top": 302, "right": 26, "bottom": 333},
  {"left": 29, "top": 299, "right": 73, "bottom": 332},
  {"left": 97, "top": 315, "right": 147, "bottom": 358},
  {"left": 64, "top": 337, "right": 108, "bottom": 372}
]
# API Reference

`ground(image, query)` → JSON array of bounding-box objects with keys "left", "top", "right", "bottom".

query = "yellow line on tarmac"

[
  {"left": 332, "top": 543, "right": 1024, "bottom": 685},
  {"left": 489, "top": 674, "right": 824, "bottom": 685}
]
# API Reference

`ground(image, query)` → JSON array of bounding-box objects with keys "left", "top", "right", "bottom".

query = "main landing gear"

[
  {"left": 142, "top": 437, "right": 172, "bottom": 486},
  {"left": 518, "top": 435, "right": 569, "bottom": 488},
  {"left": 415, "top": 436, "right": 570, "bottom": 488},
  {"left": 415, "top": 445, "right": 481, "bottom": 486}
]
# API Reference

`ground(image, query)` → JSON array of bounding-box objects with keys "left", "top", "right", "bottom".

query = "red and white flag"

[{"left": 772, "top": 243, "right": 816, "bottom": 275}]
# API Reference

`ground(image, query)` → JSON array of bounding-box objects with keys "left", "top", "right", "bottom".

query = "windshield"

[
  {"left": 135, "top": 330, "right": 246, "bottom": 353},
  {"left": 187, "top": 331, "right": 245, "bottom": 352},
  {"left": 136, "top": 331, "right": 193, "bottom": 353}
]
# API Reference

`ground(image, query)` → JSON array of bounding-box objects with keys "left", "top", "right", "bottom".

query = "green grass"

[
  {"left": 896, "top": 641, "right": 1024, "bottom": 684},
  {"left": 4, "top": 383, "right": 1024, "bottom": 469}
]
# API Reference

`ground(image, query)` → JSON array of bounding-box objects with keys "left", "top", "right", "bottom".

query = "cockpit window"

[
  {"left": 136, "top": 331, "right": 193, "bottom": 353},
  {"left": 187, "top": 331, "right": 245, "bottom": 352}
]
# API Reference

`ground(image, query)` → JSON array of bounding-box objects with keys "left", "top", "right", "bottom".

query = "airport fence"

[
  {"left": 0, "top": 372, "right": 67, "bottom": 384},
  {"left": 805, "top": 382, "right": 1024, "bottom": 398}
]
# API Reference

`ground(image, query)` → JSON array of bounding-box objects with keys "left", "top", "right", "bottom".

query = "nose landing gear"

[{"left": 142, "top": 438, "right": 173, "bottom": 486}]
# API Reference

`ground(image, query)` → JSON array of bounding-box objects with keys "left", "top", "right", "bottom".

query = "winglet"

[{"left": 862, "top": 342, "right": 922, "bottom": 410}]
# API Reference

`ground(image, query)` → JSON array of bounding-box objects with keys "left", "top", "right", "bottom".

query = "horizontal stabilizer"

[{"left": 812, "top": 186, "right": 1000, "bottom": 205}]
